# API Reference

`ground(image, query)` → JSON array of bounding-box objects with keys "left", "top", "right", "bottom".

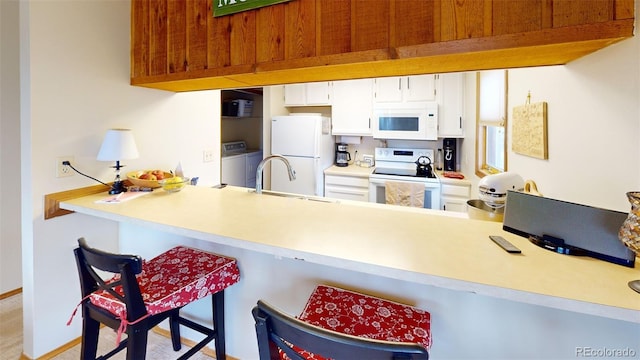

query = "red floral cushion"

[
  {"left": 89, "top": 246, "right": 240, "bottom": 319},
  {"left": 283, "top": 285, "right": 431, "bottom": 359}
]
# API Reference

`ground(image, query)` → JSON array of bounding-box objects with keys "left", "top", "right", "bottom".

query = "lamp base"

[
  {"left": 629, "top": 280, "right": 640, "bottom": 294},
  {"left": 108, "top": 180, "right": 127, "bottom": 195}
]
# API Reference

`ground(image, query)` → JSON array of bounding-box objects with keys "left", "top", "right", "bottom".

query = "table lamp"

[{"left": 97, "top": 129, "right": 139, "bottom": 194}]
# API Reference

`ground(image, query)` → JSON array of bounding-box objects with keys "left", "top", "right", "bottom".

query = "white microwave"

[{"left": 372, "top": 102, "right": 438, "bottom": 140}]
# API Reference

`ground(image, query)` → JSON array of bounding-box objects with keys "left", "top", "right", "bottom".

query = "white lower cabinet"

[
  {"left": 440, "top": 182, "right": 471, "bottom": 212},
  {"left": 222, "top": 151, "right": 263, "bottom": 188},
  {"left": 324, "top": 174, "right": 369, "bottom": 202}
]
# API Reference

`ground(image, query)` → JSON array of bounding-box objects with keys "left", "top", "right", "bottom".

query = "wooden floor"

[{"left": 0, "top": 293, "right": 218, "bottom": 359}]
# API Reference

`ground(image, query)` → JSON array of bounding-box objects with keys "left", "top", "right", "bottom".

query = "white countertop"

[
  {"left": 325, "top": 165, "right": 471, "bottom": 186},
  {"left": 60, "top": 185, "right": 640, "bottom": 322}
]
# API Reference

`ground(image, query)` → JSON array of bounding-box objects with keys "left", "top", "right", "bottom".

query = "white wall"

[
  {"left": 19, "top": 1, "right": 221, "bottom": 357},
  {"left": 1, "top": 0, "right": 23, "bottom": 294},
  {"left": 460, "top": 31, "right": 640, "bottom": 212}
]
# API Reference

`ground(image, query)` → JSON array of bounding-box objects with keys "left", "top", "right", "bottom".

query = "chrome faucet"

[{"left": 255, "top": 154, "right": 296, "bottom": 194}]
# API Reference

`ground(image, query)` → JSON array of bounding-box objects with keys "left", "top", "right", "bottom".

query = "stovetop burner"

[{"left": 370, "top": 147, "right": 439, "bottom": 182}]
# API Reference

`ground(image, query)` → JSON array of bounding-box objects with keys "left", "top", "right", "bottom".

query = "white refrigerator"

[{"left": 271, "top": 114, "right": 334, "bottom": 196}]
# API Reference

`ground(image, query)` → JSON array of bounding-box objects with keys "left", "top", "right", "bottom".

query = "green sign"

[{"left": 213, "top": 0, "right": 291, "bottom": 17}]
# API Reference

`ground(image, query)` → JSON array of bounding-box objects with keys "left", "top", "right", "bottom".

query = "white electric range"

[{"left": 369, "top": 147, "right": 441, "bottom": 210}]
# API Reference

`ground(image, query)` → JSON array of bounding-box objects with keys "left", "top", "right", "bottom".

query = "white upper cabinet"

[
  {"left": 405, "top": 75, "right": 437, "bottom": 102},
  {"left": 331, "top": 79, "right": 374, "bottom": 136},
  {"left": 284, "top": 82, "right": 332, "bottom": 106},
  {"left": 437, "top": 73, "right": 465, "bottom": 138},
  {"left": 374, "top": 75, "right": 436, "bottom": 103}
]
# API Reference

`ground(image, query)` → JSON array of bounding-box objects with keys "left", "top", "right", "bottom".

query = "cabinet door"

[
  {"left": 438, "top": 73, "right": 465, "bottom": 137},
  {"left": 221, "top": 155, "right": 247, "bottom": 187},
  {"left": 305, "top": 82, "right": 332, "bottom": 105},
  {"left": 442, "top": 197, "right": 468, "bottom": 212},
  {"left": 284, "top": 84, "right": 306, "bottom": 106},
  {"left": 324, "top": 174, "right": 369, "bottom": 202},
  {"left": 331, "top": 79, "right": 373, "bottom": 136},
  {"left": 325, "top": 187, "right": 369, "bottom": 202},
  {"left": 405, "top": 74, "right": 437, "bottom": 102},
  {"left": 374, "top": 77, "right": 403, "bottom": 103}
]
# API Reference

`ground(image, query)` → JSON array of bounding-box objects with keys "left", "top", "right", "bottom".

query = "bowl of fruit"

[
  {"left": 158, "top": 176, "right": 190, "bottom": 193},
  {"left": 126, "top": 170, "right": 173, "bottom": 189}
]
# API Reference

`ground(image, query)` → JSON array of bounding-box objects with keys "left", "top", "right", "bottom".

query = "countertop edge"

[{"left": 60, "top": 187, "right": 640, "bottom": 324}]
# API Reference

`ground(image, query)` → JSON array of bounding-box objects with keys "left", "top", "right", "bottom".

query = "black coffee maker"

[
  {"left": 335, "top": 143, "right": 350, "bottom": 167},
  {"left": 443, "top": 138, "right": 456, "bottom": 171}
]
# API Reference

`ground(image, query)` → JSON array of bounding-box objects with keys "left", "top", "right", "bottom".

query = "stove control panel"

[{"left": 374, "top": 147, "right": 434, "bottom": 163}]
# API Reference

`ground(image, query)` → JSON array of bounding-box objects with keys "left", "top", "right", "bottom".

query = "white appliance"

[
  {"left": 369, "top": 147, "right": 441, "bottom": 210},
  {"left": 271, "top": 114, "right": 335, "bottom": 196},
  {"left": 372, "top": 102, "right": 438, "bottom": 140},
  {"left": 221, "top": 141, "right": 263, "bottom": 188}
]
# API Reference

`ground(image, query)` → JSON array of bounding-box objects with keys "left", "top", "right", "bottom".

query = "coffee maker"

[
  {"left": 443, "top": 138, "right": 456, "bottom": 171},
  {"left": 335, "top": 143, "right": 351, "bottom": 167}
]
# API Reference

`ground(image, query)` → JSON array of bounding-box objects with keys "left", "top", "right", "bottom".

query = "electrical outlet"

[
  {"left": 203, "top": 149, "right": 214, "bottom": 163},
  {"left": 56, "top": 156, "right": 74, "bottom": 178}
]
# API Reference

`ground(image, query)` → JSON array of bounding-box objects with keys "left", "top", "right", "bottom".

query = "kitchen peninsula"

[{"left": 61, "top": 185, "right": 640, "bottom": 359}]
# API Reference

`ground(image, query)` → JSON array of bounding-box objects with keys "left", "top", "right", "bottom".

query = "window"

[{"left": 476, "top": 70, "right": 508, "bottom": 176}]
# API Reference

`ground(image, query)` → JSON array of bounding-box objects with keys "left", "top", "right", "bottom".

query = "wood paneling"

[
  {"left": 208, "top": 12, "right": 231, "bottom": 68},
  {"left": 615, "top": 0, "right": 635, "bottom": 19},
  {"left": 352, "top": 0, "right": 389, "bottom": 52},
  {"left": 392, "top": 0, "right": 435, "bottom": 47},
  {"left": 167, "top": 0, "right": 187, "bottom": 73},
  {"left": 149, "top": 0, "right": 168, "bottom": 76},
  {"left": 131, "top": 0, "right": 149, "bottom": 78},
  {"left": 493, "top": 0, "right": 543, "bottom": 36},
  {"left": 130, "top": 0, "right": 635, "bottom": 91},
  {"left": 256, "top": 5, "right": 285, "bottom": 62},
  {"left": 284, "top": 0, "right": 316, "bottom": 59},
  {"left": 229, "top": 12, "right": 256, "bottom": 66},
  {"left": 317, "top": 0, "right": 351, "bottom": 55},
  {"left": 187, "top": 0, "right": 209, "bottom": 71},
  {"left": 440, "top": 0, "right": 485, "bottom": 41},
  {"left": 553, "top": 0, "right": 613, "bottom": 27}
]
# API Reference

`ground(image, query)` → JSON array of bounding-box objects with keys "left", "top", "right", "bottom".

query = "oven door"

[{"left": 368, "top": 177, "right": 441, "bottom": 210}]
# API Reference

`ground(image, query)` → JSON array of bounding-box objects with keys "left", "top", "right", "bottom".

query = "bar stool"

[
  {"left": 72, "top": 238, "right": 240, "bottom": 360},
  {"left": 253, "top": 284, "right": 431, "bottom": 359}
]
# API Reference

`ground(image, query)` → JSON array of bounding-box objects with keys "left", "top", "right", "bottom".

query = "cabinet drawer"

[
  {"left": 325, "top": 187, "right": 369, "bottom": 202},
  {"left": 325, "top": 175, "right": 369, "bottom": 188},
  {"left": 441, "top": 183, "right": 470, "bottom": 197}
]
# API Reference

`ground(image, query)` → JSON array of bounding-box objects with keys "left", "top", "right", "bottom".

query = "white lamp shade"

[{"left": 96, "top": 129, "right": 139, "bottom": 161}]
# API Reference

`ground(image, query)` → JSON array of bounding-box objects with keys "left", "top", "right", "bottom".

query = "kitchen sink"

[{"left": 247, "top": 189, "right": 337, "bottom": 203}]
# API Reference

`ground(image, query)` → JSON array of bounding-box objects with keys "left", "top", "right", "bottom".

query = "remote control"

[{"left": 489, "top": 235, "right": 521, "bottom": 253}]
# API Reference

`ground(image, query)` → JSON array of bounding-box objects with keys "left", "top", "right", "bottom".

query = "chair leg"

[
  {"left": 80, "top": 314, "right": 100, "bottom": 360},
  {"left": 212, "top": 290, "right": 226, "bottom": 360},
  {"left": 169, "top": 309, "right": 182, "bottom": 351},
  {"left": 126, "top": 325, "right": 149, "bottom": 360}
]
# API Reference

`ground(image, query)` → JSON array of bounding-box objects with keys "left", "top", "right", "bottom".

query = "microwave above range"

[{"left": 372, "top": 102, "right": 438, "bottom": 140}]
